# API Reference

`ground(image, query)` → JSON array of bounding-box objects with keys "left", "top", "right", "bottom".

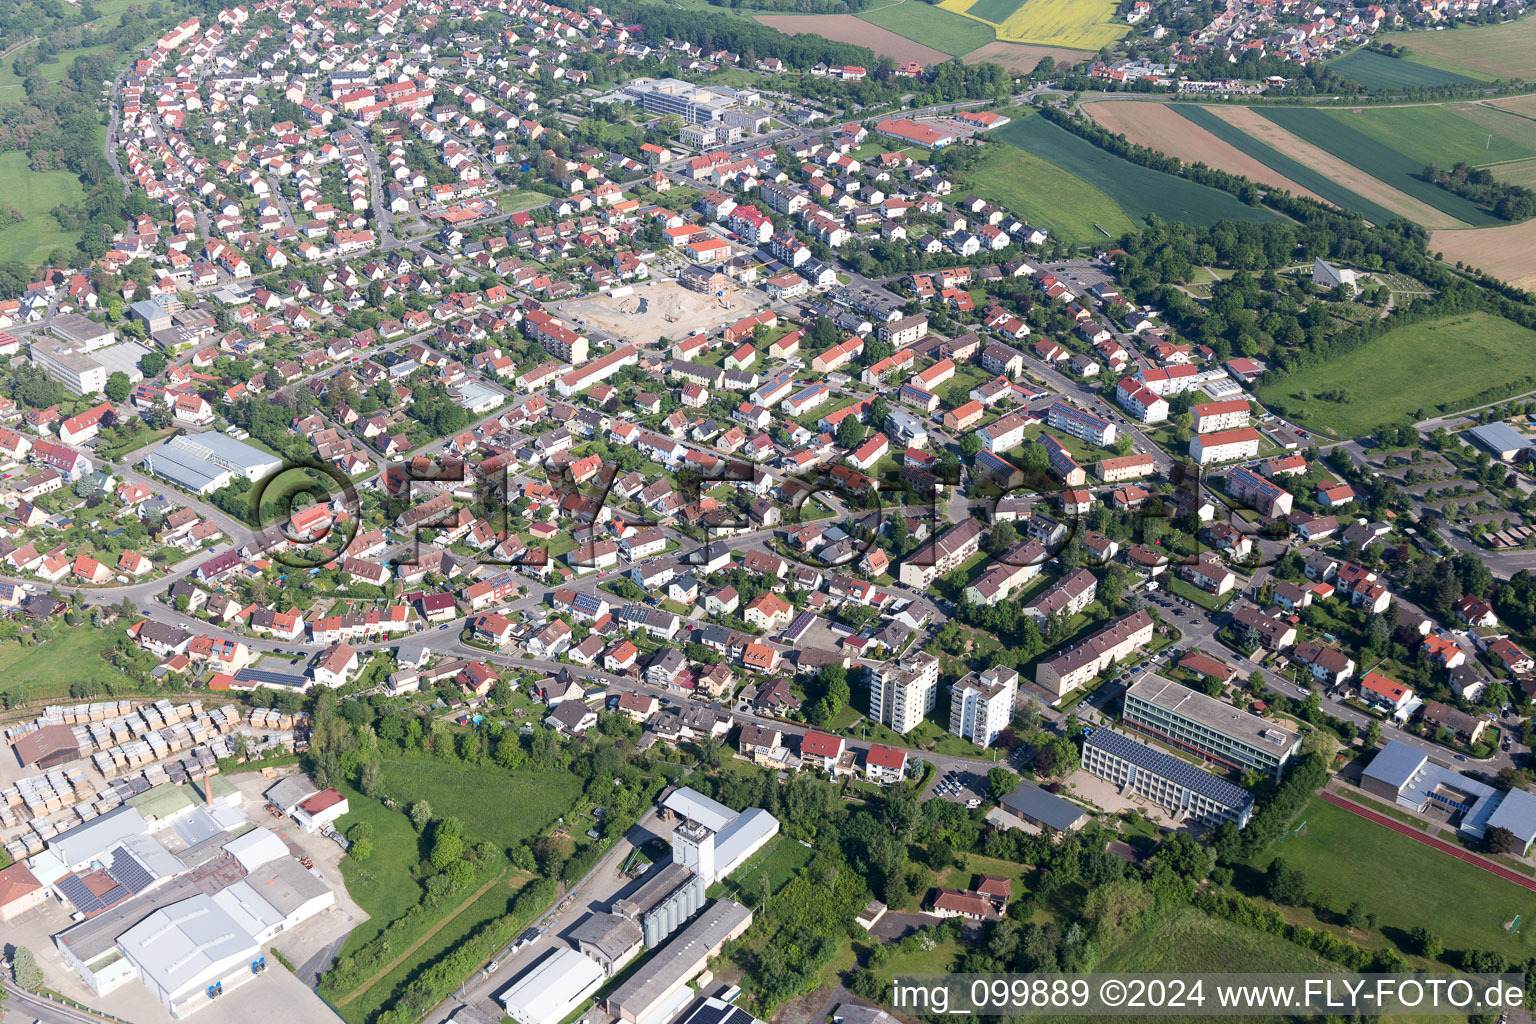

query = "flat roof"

[
  {"left": 1127, "top": 673, "right": 1299, "bottom": 753},
  {"left": 117, "top": 892, "right": 260, "bottom": 997},
  {"left": 139, "top": 444, "right": 229, "bottom": 492},
  {"left": 1001, "top": 780, "right": 1087, "bottom": 831},
  {"left": 1465, "top": 422, "right": 1532, "bottom": 455},
  {"left": 1361, "top": 740, "right": 1428, "bottom": 790},
  {"left": 51, "top": 806, "right": 148, "bottom": 869}
]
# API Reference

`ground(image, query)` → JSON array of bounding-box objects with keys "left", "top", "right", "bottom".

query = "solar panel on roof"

[
  {"left": 233, "top": 667, "right": 308, "bottom": 688},
  {"left": 109, "top": 847, "right": 155, "bottom": 894},
  {"left": 1088, "top": 729, "right": 1250, "bottom": 809},
  {"left": 58, "top": 873, "right": 106, "bottom": 914}
]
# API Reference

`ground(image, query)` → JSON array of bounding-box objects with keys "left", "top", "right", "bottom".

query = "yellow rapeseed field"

[{"left": 939, "top": 0, "right": 1126, "bottom": 50}]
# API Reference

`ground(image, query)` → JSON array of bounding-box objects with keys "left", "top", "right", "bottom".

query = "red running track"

[{"left": 1320, "top": 790, "right": 1536, "bottom": 893}]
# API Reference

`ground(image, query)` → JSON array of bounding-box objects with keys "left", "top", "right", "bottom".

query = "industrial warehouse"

[{"left": 497, "top": 788, "right": 775, "bottom": 1024}]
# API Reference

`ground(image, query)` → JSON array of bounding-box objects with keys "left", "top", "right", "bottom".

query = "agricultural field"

[
  {"left": 1251, "top": 797, "right": 1536, "bottom": 958},
  {"left": 1257, "top": 107, "right": 1499, "bottom": 226},
  {"left": 991, "top": 114, "right": 1287, "bottom": 230},
  {"left": 1431, "top": 218, "right": 1536, "bottom": 293},
  {"left": 960, "top": 39, "right": 1092, "bottom": 72},
  {"left": 1254, "top": 312, "right": 1536, "bottom": 436},
  {"left": 753, "top": 12, "right": 950, "bottom": 64},
  {"left": 963, "top": 137, "right": 1134, "bottom": 244},
  {"left": 1327, "top": 48, "right": 1482, "bottom": 89},
  {"left": 1168, "top": 104, "right": 1403, "bottom": 225},
  {"left": 1389, "top": 16, "right": 1536, "bottom": 81},
  {"left": 1084, "top": 101, "right": 1328, "bottom": 202},
  {"left": 0, "top": 150, "right": 87, "bottom": 266},
  {"left": 1322, "top": 104, "right": 1536, "bottom": 169},
  {"left": 377, "top": 757, "right": 584, "bottom": 850},
  {"left": 939, "top": 0, "right": 1125, "bottom": 49},
  {"left": 856, "top": 0, "right": 994, "bottom": 56}
]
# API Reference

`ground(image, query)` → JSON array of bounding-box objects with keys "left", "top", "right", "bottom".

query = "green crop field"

[
  {"left": 992, "top": 114, "right": 1287, "bottom": 230},
  {"left": 963, "top": 140, "right": 1134, "bottom": 245},
  {"left": 1393, "top": 16, "right": 1536, "bottom": 81},
  {"left": 965, "top": 0, "right": 1024, "bottom": 22},
  {"left": 1170, "top": 105, "right": 1402, "bottom": 225},
  {"left": 856, "top": 1, "right": 994, "bottom": 55},
  {"left": 1327, "top": 48, "right": 1482, "bottom": 89},
  {"left": 1252, "top": 798, "right": 1536, "bottom": 957},
  {"left": 378, "top": 757, "right": 583, "bottom": 851},
  {"left": 1259, "top": 107, "right": 1502, "bottom": 226},
  {"left": 1487, "top": 156, "right": 1536, "bottom": 187},
  {"left": 1255, "top": 312, "right": 1536, "bottom": 437},
  {"left": 0, "top": 151, "right": 87, "bottom": 266},
  {"left": 1322, "top": 104, "right": 1536, "bottom": 169}
]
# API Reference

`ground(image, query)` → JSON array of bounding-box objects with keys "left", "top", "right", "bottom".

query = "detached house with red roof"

[
  {"left": 799, "top": 730, "right": 846, "bottom": 774},
  {"left": 863, "top": 743, "right": 908, "bottom": 785},
  {"left": 1358, "top": 671, "right": 1414, "bottom": 716}
]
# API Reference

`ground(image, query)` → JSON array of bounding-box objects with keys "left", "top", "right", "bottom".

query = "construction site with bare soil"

[{"left": 555, "top": 277, "right": 758, "bottom": 346}]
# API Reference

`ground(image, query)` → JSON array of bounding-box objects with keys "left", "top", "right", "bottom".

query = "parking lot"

[{"left": 931, "top": 768, "right": 985, "bottom": 808}]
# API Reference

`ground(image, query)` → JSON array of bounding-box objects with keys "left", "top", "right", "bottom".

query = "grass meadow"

[
  {"left": 0, "top": 150, "right": 87, "bottom": 265},
  {"left": 1255, "top": 312, "right": 1536, "bottom": 437},
  {"left": 963, "top": 142, "right": 1134, "bottom": 244},
  {"left": 1387, "top": 16, "right": 1536, "bottom": 81},
  {"left": 377, "top": 757, "right": 584, "bottom": 850}
]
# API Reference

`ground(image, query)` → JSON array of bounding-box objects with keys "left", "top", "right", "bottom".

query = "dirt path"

[
  {"left": 1083, "top": 100, "right": 1329, "bottom": 203},
  {"left": 334, "top": 871, "right": 507, "bottom": 1007},
  {"left": 1210, "top": 106, "right": 1470, "bottom": 229}
]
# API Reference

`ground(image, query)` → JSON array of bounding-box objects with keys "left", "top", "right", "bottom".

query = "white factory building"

[
  {"left": 661, "top": 787, "right": 778, "bottom": 885},
  {"left": 498, "top": 947, "right": 607, "bottom": 1024}
]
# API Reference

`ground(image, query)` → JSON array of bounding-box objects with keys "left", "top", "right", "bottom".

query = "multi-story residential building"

[
  {"left": 1224, "top": 465, "right": 1293, "bottom": 517},
  {"left": 868, "top": 651, "right": 940, "bottom": 734},
  {"left": 898, "top": 518, "right": 983, "bottom": 588},
  {"left": 1096, "top": 453, "right": 1156, "bottom": 482},
  {"left": 1021, "top": 568, "right": 1097, "bottom": 625},
  {"left": 1083, "top": 729, "right": 1254, "bottom": 828},
  {"left": 949, "top": 665, "right": 1018, "bottom": 747},
  {"left": 1122, "top": 674, "right": 1301, "bottom": 777},
  {"left": 1190, "top": 427, "right": 1261, "bottom": 465},
  {"left": 1036, "top": 609, "right": 1154, "bottom": 698},
  {"left": 1191, "top": 399, "right": 1250, "bottom": 434},
  {"left": 977, "top": 410, "right": 1030, "bottom": 453},
  {"left": 1114, "top": 377, "right": 1169, "bottom": 423},
  {"left": 1042, "top": 434, "right": 1086, "bottom": 486},
  {"left": 1047, "top": 402, "right": 1115, "bottom": 447}
]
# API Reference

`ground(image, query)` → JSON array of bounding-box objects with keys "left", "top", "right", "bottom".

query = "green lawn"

[
  {"left": 377, "top": 757, "right": 583, "bottom": 851},
  {"left": 0, "top": 628, "right": 139, "bottom": 703},
  {"left": 1164, "top": 573, "right": 1237, "bottom": 612},
  {"left": 1320, "top": 104, "right": 1536, "bottom": 170},
  {"left": 0, "top": 150, "right": 88, "bottom": 265},
  {"left": 992, "top": 113, "right": 1287, "bottom": 231},
  {"left": 495, "top": 189, "right": 550, "bottom": 213},
  {"left": 1326, "top": 48, "right": 1483, "bottom": 90},
  {"left": 1170, "top": 104, "right": 1401, "bottom": 225},
  {"left": 1258, "top": 107, "right": 1501, "bottom": 227},
  {"left": 1254, "top": 312, "right": 1536, "bottom": 437},
  {"left": 331, "top": 782, "right": 428, "bottom": 953},
  {"left": 856, "top": 1, "right": 995, "bottom": 56},
  {"left": 964, "top": 142, "right": 1133, "bottom": 245},
  {"left": 1253, "top": 797, "right": 1536, "bottom": 958}
]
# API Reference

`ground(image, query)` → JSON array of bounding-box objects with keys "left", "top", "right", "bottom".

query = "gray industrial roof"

[
  {"left": 1485, "top": 786, "right": 1536, "bottom": 846},
  {"left": 1465, "top": 422, "right": 1532, "bottom": 457},
  {"left": 663, "top": 787, "right": 735, "bottom": 832},
  {"left": 168, "top": 431, "right": 283, "bottom": 474},
  {"left": 607, "top": 899, "right": 752, "bottom": 1019},
  {"left": 569, "top": 912, "right": 643, "bottom": 961},
  {"left": 1362, "top": 740, "right": 1429, "bottom": 791},
  {"left": 1001, "top": 780, "right": 1088, "bottom": 831},
  {"left": 51, "top": 806, "right": 148, "bottom": 869},
  {"left": 139, "top": 444, "right": 229, "bottom": 492},
  {"left": 116, "top": 893, "right": 260, "bottom": 997},
  {"left": 245, "top": 856, "right": 331, "bottom": 917}
]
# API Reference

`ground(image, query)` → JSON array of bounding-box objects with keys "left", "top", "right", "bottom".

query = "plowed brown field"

[{"left": 754, "top": 13, "right": 950, "bottom": 64}]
